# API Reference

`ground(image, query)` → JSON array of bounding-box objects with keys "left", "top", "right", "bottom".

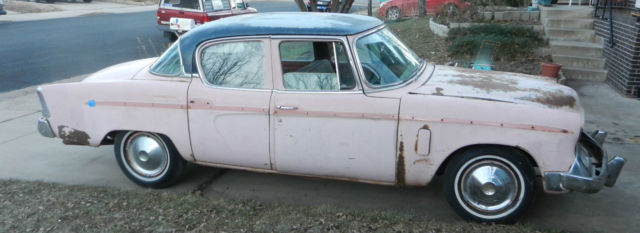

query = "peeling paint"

[
  {"left": 57, "top": 125, "right": 91, "bottom": 145},
  {"left": 518, "top": 91, "right": 576, "bottom": 108},
  {"left": 447, "top": 76, "right": 520, "bottom": 93},
  {"left": 396, "top": 141, "right": 406, "bottom": 187}
]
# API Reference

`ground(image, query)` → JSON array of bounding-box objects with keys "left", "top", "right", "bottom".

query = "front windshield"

[
  {"left": 355, "top": 28, "right": 422, "bottom": 87},
  {"left": 149, "top": 42, "right": 182, "bottom": 76}
]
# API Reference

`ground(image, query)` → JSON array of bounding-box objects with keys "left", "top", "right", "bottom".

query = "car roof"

[{"left": 179, "top": 12, "right": 383, "bottom": 74}]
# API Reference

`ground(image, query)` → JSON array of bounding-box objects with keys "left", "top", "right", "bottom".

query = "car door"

[
  {"left": 188, "top": 38, "right": 273, "bottom": 169},
  {"left": 270, "top": 37, "right": 399, "bottom": 183}
]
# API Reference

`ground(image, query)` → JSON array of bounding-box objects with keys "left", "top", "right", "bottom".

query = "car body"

[
  {"left": 37, "top": 13, "right": 626, "bottom": 223},
  {"left": 157, "top": 0, "right": 256, "bottom": 39},
  {"left": 379, "top": 0, "right": 468, "bottom": 20}
]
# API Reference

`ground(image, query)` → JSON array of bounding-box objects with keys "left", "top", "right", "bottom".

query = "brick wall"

[{"left": 594, "top": 9, "right": 640, "bottom": 97}]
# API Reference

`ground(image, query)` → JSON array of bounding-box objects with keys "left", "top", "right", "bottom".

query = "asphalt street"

[{"left": 0, "top": 1, "right": 299, "bottom": 93}]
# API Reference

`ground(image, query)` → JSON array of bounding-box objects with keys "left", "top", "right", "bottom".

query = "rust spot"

[
  {"left": 434, "top": 87, "right": 444, "bottom": 96},
  {"left": 57, "top": 125, "right": 90, "bottom": 145},
  {"left": 396, "top": 141, "right": 406, "bottom": 187},
  {"left": 412, "top": 159, "right": 431, "bottom": 165},
  {"left": 448, "top": 76, "right": 520, "bottom": 93},
  {"left": 519, "top": 92, "right": 576, "bottom": 108},
  {"left": 419, "top": 125, "right": 430, "bottom": 130}
]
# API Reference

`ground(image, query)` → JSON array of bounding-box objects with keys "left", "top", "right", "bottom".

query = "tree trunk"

[
  {"left": 294, "top": 0, "right": 308, "bottom": 12},
  {"left": 340, "top": 0, "right": 355, "bottom": 13},
  {"left": 418, "top": 0, "right": 425, "bottom": 17},
  {"left": 309, "top": 0, "right": 318, "bottom": 12},
  {"left": 330, "top": 0, "right": 339, "bottom": 12}
]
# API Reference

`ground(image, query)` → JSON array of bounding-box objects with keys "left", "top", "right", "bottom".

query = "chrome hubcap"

[
  {"left": 460, "top": 160, "right": 518, "bottom": 213},
  {"left": 124, "top": 132, "right": 169, "bottom": 178},
  {"left": 388, "top": 9, "right": 399, "bottom": 20}
]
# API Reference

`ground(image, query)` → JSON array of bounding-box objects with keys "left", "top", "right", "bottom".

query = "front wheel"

[
  {"left": 115, "top": 131, "right": 185, "bottom": 188},
  {"left": 443, "top": 147, "right": 535, "bottom": 223}
]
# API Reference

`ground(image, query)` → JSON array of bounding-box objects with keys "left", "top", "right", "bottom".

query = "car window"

[
  {"left": 279, "top": 41, "right": 356, "bottom": 91},
  {"left": 200, "top": 41, "right": 265, "bottom": 89},
  {"left": 355, "top": 28, "right": 421, "bottom": 87},
  {"left": 204, "top": 0, "right": 231, "bottom": 11},
  {"left": 149, "top": 43, "right": 182, "bottom": 76},
  {"left": 162, "top": 0, "right": 201, "bottom": 10}
]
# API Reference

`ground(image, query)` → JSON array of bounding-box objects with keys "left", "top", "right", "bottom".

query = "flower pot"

[{"left": 541, "top": 63, "right": 562, "bottom": 78}]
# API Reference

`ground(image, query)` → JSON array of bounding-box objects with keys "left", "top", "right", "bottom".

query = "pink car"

[
  {"left": 37, "top": 13, "right": 625, "bottom": 223},
  {"left": 379, "top": 0, "right": 468, "bottom": 20}
]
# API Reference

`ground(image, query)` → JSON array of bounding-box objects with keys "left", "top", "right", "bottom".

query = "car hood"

[
  {"left": 411, "top": 65, "right": 580, "bottom": 112},
  {"left": 82, "top": 58, "right": 156, "bottom": 83}
]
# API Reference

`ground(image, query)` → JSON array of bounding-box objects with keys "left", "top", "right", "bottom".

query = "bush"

[{"left": 446, "top": 24, "right": 543, "bottom": 60}]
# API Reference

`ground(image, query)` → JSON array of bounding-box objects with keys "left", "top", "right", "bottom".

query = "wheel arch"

[{"left": 435, "top": 144, "right": 539, "bottom": 176}]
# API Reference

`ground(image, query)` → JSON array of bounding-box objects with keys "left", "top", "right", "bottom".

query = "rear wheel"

[
  {"left": 115, "top": 131, "right": 185, "bottom": 188},
  {"left": 443, "top": 147, "right": 535, "bottom": 223},
  {"left": 386, "top": 7, "right": 400, "bottom": 21}
]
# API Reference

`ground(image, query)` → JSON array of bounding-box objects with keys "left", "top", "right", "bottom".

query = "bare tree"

[{"left": 419, "top": 0, "right": 425, "bottom": 17}]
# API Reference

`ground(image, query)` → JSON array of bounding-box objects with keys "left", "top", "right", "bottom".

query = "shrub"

[{"left": 446, "top": 24, "right": 543, "bottom": 60}]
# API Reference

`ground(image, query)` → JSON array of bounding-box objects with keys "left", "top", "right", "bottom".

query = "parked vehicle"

[
  {"left": 37, "top": 13, "right": 626, "bottom": 223},
  {"left": 0, "top": 0, "right": 6, "bottom": 16},
  {"left": 379, "top": 0, "right": 467, "bottom": 20},
  {"left": 306, "top": 0, "right": 331, "bottom": 12},
  {"left": 157, "top": 0, "right": 256, "bottom": 41}
]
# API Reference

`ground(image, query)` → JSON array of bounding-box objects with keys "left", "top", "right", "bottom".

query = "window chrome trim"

[
  {"left": 195, "top": 36, "right": 272, "bottom": 91},
  {"left": 273, "top": 35, "right": 362, "bottom": 92},
  {"left": 351, "top": 25, "right": 425, "bottom": 91}
]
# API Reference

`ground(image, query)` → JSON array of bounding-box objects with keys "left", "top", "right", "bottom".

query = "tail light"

[{"left": 196, "top": 14, "right": 210, "bottom": 25}]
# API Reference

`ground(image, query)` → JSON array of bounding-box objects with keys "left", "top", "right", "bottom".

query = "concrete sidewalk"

[
  {"left": 0, "top": 1, "right": 156, "bottom": 22},
  {"left": 0, "top": 77, "right": 638, "bottom": 232}
]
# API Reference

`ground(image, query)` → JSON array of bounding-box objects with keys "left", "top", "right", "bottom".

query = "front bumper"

[
  {"left": 38, "top": 117, "right": 56, "bottom": 138},
  {"left": 544, "top": 130, "right": 626, "bottom": 193}
]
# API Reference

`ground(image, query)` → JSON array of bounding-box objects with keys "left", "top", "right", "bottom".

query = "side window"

[
  {"left": 149, "top": 43, "right": 181, "bottom": 76},
  {"left": 204, "top": 0, "right": 231, "bottom": 11},
  {"left": 279, "top": 41, "right": 356, "bottom": 91},
  {"left": 200, "top": 41, "right": 265, "bottom": 89},
  {"left": 163, "top": 0, "right": 201, "bottom": 10}
]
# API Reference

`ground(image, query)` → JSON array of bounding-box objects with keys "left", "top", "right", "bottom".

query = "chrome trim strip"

[{"left": 36, "top": 87, "right": 50, "bottom": 118}]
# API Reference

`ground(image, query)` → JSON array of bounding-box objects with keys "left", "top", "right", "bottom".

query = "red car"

[
  {"left": 157, "top": 0, "right": 257, "bottom": 41},
  {"left": 378, "top": 0, "right": 468, "bottom": 20}
]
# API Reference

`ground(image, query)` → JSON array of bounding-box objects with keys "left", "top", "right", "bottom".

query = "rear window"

[
  {"left": 149, "top": 43, "right": 182, "bottom": 76},
  {"left": 161, "top": 0, "right": 202, "bottom": 11},
  {"left": 204, "top": 0, "right": 231, "bottom": 12}
]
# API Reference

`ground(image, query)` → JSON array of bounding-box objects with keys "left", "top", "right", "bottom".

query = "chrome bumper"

[
  {"left": 544, "top": 130, "right": 626, "bottom": 193},
  {"left": 38, "top": 117, "right": 55, "bottom": 138}
]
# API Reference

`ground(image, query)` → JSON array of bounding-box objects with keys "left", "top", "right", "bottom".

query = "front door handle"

[{"left": 277, "top": 105, "right": 298, "bottom": 110}]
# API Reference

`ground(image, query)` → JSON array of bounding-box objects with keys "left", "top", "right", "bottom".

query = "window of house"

[
  {"left": 200, "top": 41, "right": 265, "bottom": 89},
  {"left": 279, "top": 41, "right": 356, "bottom": 91}
]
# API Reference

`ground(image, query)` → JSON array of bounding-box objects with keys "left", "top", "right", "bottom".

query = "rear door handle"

[{"left": 277, "top": 105, "right": 298, "bottom": 110}]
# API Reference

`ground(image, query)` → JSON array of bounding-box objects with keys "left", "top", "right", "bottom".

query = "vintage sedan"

[{"left": 36, "top": 13, "right": 625, "bottom": 223}]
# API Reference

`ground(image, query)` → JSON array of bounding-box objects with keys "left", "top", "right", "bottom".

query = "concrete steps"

[
  {"left": 541, "top": 6, "right": 607, "bottom": 81},
  {"left": 545, "top": 27, "right": 599, "bottom": 42},
  {"left": 543, "top": 18, "right": 594, "bottom": 29},
  {"left": 552, "top": 55, "right": 606, "bottom": 69},
  {"left": 562, "top": 67, "right": 608, "bottom": 81}
]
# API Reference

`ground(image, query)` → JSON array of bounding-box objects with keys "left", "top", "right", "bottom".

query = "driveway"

[{"left": 0, "top": 76, "right": 637, "bottom": 232}]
